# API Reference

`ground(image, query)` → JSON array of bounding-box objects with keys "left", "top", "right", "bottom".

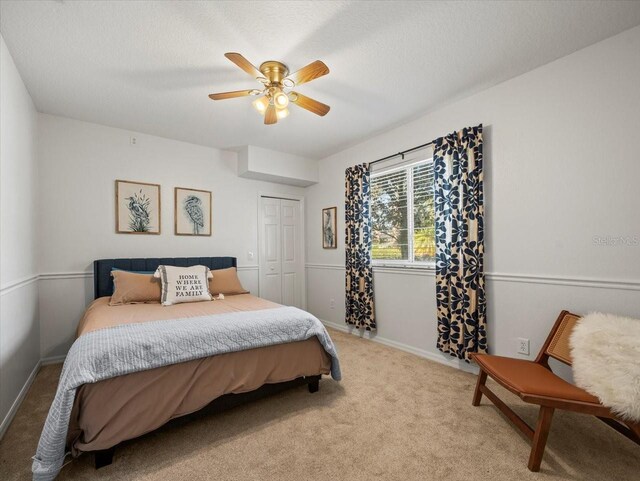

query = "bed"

[{"left": 32, "top": 257, "right": 340, "bottom": 481}]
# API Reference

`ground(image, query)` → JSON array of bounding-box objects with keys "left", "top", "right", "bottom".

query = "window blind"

[{"left": 370, "top": 158, "right": 435, "bottom": 264}]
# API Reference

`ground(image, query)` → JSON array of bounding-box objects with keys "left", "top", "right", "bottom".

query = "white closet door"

[
  {"left": 259, "top": 197, "right": 282, "bottom": 303},
  {"left": 259, "top": 196, "right": 303, "bottom": 308},
  {"left": 280, "top": 199, "right": 301, "bottom": 308}
]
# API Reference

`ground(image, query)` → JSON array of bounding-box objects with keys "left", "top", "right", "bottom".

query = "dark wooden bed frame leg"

[
  {"left": 307, "top": 375, "right": 320, "bottom": 393},
  {"left": 94, "top": 447, "right": 115, "bottom": 469}
]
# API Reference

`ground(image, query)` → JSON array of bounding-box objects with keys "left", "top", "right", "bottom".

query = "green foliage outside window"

[{"left": 371, "top": 160, "right": 435, "bottom": 263}]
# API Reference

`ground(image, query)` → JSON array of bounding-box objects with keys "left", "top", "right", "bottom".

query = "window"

[{"left": 371, "top": 158, "right": 435, "bottom": 265}]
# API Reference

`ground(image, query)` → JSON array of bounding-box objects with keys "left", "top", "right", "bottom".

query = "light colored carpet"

[{"left": 1, "top": 328, "right": 638, "bottom": 480}]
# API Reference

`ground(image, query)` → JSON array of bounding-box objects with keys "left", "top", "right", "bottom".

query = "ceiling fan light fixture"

[
  {"left": 273, "top": 90, "right": 289, "bottom": 109},
  {"left": 210, "top": 53, "right": 330, "bottom": 125},
  {"left": 252, "top": 96, "right": 269, "bottom": 114},
  {"left": 276, "top": 108, "right": 289, "bottom": 120}
]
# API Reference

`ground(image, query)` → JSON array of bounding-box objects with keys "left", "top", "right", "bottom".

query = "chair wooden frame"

[{"left": 470, "top": 310, "right": 640, "bottom": 472}]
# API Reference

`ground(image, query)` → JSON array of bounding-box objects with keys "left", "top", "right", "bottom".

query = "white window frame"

[{"left": 370, "top": 154, "right": 436, "bottom": 269}]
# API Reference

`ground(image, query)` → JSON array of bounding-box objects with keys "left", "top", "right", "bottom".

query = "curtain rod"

[{"left": 369, "top": 140, "right": 434, "bottom": 167}]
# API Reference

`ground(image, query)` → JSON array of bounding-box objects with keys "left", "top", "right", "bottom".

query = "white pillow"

[{"left": 154, "top": 265, "right": 213, "bottom": 306}]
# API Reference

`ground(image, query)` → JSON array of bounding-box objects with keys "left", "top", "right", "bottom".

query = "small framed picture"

[
  {"left": 175, "top": 187, "right": 212, "bottom": 236},
  {"left": 322, "top": 207, "right": 337, "bottom": 249},
  {"left": 115, "top": 180, "right": 161, "bottom": 234}
]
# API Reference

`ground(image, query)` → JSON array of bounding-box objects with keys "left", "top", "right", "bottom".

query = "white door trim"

[{"left": 257, "top": 192, "right": 307, "bottom": 310}]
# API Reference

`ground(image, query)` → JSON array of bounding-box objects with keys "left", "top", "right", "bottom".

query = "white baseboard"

[
  {"left": 0, "top": 354, "right": 66, "bottom": 441},
  {"left": 41, "top": 355, "right": 66, "bottom": 366},
  {"left": 321, "top": 319, "right": 479, "bottom": 375},
  {"left": 0, "top": 360, "right": 41, "bottom": 440}
]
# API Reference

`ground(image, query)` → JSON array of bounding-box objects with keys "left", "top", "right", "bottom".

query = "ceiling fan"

[{"left": 208, "top": 53, "right": 330, "bottom": 125}]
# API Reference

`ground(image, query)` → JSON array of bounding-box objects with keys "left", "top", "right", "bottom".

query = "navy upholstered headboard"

[{"left": 93, "top": 257, "right": 237, "bottom": 299}]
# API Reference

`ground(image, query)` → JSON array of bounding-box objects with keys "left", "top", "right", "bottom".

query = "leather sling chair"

[{"left": 470, "top": 310, "right": 640, "bottom": 472}]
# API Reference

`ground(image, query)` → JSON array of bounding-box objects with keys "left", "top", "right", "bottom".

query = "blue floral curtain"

[
  {"left": 345, "top": 164, "right": 376, "bottom": 330},
  {"left": 434, "top": 125, "right": 486, "bottom": 360}
]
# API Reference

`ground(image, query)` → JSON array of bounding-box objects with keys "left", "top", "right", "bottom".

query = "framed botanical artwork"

[
  {"left": 175, "top": 187, "right": 212, "bottom": 236},
  {"left": 115, "top": 180, "right": 161, "bottom": 234},
  {"left": 322, "top": 206, "right": 337, "bottom": 249}
]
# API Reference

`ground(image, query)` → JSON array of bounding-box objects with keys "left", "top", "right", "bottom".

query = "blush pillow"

[
  {"left": 154, "top": 265, "right": 213, "bottom": 306},
  {"left": 110, "top": 270, "right": 162, "bottom": 305},
  {"left": 209, "top": 267, "right": 249, "bottom": 295}
]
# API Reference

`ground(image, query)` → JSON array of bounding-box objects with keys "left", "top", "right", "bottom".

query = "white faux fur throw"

[{"left": 570, "top": 312, "right": 640, "bottom": 422}]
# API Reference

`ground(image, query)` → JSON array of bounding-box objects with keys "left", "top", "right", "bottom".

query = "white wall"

[
  {"left": 238, "top": 145, "right": 318, "bottom": 187},
  {"left": 0, "top": 35, "right": 40, "bottom": 435},
  {"left": 306, "top": 26, "right": 640, "bottom": 372},
  {"left": 37, "top": 114, "right": 306, "bottom": 358}
]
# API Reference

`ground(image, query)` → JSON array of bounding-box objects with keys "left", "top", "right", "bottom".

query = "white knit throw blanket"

[{"left": 570, "top": 312, "right": 640, "bottom": 422}]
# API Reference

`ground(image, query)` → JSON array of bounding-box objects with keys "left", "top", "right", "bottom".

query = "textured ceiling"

[{"left": 2, "top": 1, "right": 640, "bottom": 159}]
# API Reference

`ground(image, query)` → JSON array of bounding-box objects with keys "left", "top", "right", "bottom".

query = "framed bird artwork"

[
  {"left": 115, "top": 180, "right": 161, "bottom": 234},
  {"left": 174, "top": 187, "right": 212, "bottom": 236}
]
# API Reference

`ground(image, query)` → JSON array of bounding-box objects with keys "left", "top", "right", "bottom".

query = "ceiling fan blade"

[
  {"left": 286, "top": 60, "right": 329, "bottom": 86},
  {"left": 291, "top": 92, "right": 330, "bottom": 116},
  {"left": 224, "top": 52, "right": 262, "bottom": 79},
  {"left": 264, "top": 104, "right": 278, "bottom": 125},
  {"left": 208, "top": 89, "right": 254, "bottom": 100}
]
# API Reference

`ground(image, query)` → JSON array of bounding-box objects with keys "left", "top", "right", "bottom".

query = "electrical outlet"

[
  {"left": 517, "top": 338, "right": 530, "bottom": 355},
  {"left": 329, "top": 298, "right": 335, "bottom": 309},
  {"left": 130, "top": 136, "right": 137, "bottom": 145}
]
